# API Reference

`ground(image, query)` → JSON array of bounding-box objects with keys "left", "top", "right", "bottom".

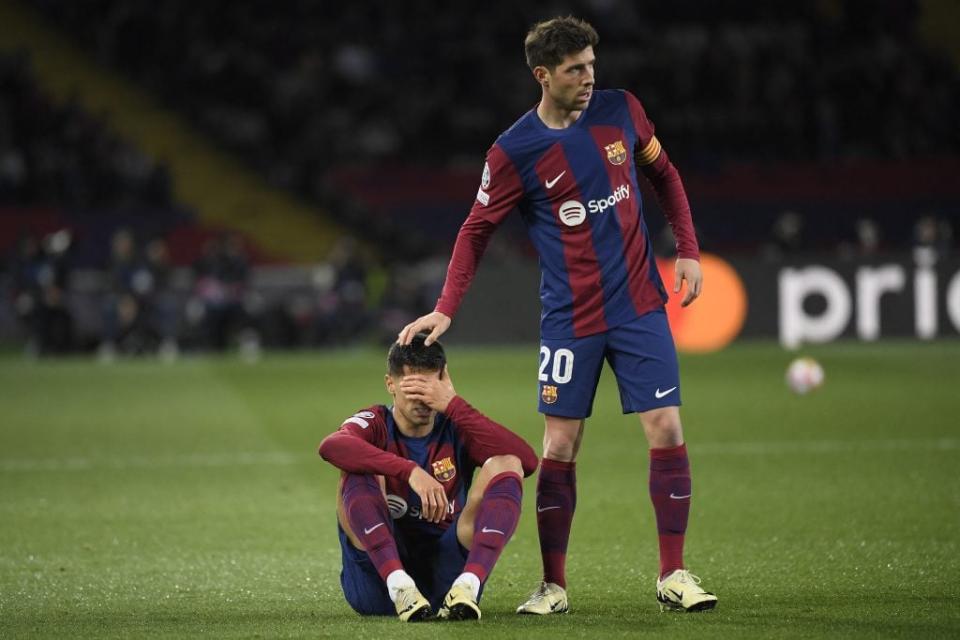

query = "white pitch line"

[
  {"left": 0, "top": 451, "right": 308, "bottom": 473},
  {"left": 0, "top": 438, "right": 956, "bottom": 473},
  {"left": 692, "top": 437, "right": 960, "bottom": 456}
]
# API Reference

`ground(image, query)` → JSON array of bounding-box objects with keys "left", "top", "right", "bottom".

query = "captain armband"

[{"left": 636, "top": 135, "right": 662, "bottom": 166}]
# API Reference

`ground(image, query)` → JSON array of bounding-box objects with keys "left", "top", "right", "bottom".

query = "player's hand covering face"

[{"left": 399, "top": 366, "right": 456, "bottom": 414}]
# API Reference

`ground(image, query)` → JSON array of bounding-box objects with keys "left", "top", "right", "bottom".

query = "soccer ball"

[{"left": 785, "top": 357, "right": 824, "bottom": 395}]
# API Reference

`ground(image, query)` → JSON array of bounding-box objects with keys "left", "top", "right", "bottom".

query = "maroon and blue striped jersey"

[
  {"left": 319, "top": 397, "right": 537, "bottom": 540},
  {"left": 436, "top": 89, "right": 699, "bottom": 339}
]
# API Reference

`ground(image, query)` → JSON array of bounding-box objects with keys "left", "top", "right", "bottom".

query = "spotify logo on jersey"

[
  {"left": 558, "top": 200, "right": 586, "bottom": 226},
  {"left": 386, "top": 494, "right": 408, "bottom": 519}
]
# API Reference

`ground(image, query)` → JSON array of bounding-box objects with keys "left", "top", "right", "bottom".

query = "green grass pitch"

[{"left": 1, "top": 341, "right": 959, "bottom": 638}]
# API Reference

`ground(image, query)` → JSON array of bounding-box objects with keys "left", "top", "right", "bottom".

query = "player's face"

[
  {"left": 386, "top": 366, "right": 439, "bottom": 429},
  {"left": 541, "top": 46, "right": 595, "bottom": 112}
]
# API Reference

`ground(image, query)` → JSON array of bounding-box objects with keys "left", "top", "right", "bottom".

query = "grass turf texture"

[{"left": 1, "top": 341, "right": 958, "bottom": 639}]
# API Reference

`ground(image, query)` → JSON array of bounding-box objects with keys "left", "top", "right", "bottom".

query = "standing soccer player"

[
  {"left": 319, "top": 333, "right": 538, "bottom": 621},
  {"left": 398, "top": 16, "right": 717, "bottom": 613}
]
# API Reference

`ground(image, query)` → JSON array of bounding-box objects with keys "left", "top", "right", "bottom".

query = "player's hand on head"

[
  {"left": 397, "top": 311, "right": 451, "bottom": 346},
  {"left": 407, "top": 467, "right": 449, "bottom": 523},
  {"left": 399, "top": 370, "right": 456, "bottom": 413},
  {"left": 674, "top": 258, "right": 703, "bottom": 307}
]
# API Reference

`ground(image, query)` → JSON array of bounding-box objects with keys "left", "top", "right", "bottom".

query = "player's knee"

[
  {"left": 341, "top": 475, "right": 391, "bottom": 524},
  {"left": 543, "top": 432, "right": 578, "bottom": 461},
  {"left": 484, "top": 454, "right": 523, "bottom": 476},
  {"left": 640, "top": 407, "right": 683, "bottom": 445},
  {"left": 341, "top": 473, "right": 381, "bottom": 499},
  {"left": 543, "top": 416, "right": 582, "bottom": 461}
]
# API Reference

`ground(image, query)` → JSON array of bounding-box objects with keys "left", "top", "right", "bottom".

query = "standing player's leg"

[
  {"left": 518, "top": 333, "right": 605, "bottom": 615},
  {"left": 337, "top": 473, "right": 432, "bottom": 621},
  {"left": 534, "top": 416, "right": 581, "bottom": 596},
  {"left": 608, "top": 309, "right": 717, "bottom": 611},
  {"left": 435, "top": 455, "right": 525, "bottom": 620},
  {"left": 640, "top": 406, "right": 716, "bottom": 611},
  {"left": 638, "top": 406, "right": 690, "bottom": 576}
]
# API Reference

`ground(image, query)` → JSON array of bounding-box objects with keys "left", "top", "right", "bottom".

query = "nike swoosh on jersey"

[
  {"left": 537, "top": 505, "right": 561, "bottom": 513},
  {"left": 669, "top": 493, "right": 692, "bottom": 499},
  {"left": 363, "top": 522, "right": 385, "bottom": 535},
  {"left": 545, "top": 171, "right": 565, "bottom": 188},
  {"left": 655, "top": 386, "right": 678, "bottom": 399},
  {"left": 481, "top": 527, "right": 505, "bottom": 535}
]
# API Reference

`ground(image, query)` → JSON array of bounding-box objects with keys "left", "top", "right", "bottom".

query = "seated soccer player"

[{"left": 318, "top": 333, "right": 539, "bottom": 621}]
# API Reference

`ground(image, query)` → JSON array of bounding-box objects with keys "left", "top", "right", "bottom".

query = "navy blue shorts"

[
  {"left": 338, "top": 517, "right": 472, "bottom": 615},
  {"left": 537, "top": 309, "right": 681, "bottom": 418}
]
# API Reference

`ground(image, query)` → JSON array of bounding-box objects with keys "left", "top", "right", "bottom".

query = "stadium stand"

[
  {"left": 0, "top": 0, "right": 957, "bottom": 353},
  {"left": 17, "top": 0, "right": 958, "bottom": 256},
  {"left": 0, "top": 51, "right": 172, "bottom": 210},
  {"left": 23, "top": 0, "right": 959, "bottom": 168}
]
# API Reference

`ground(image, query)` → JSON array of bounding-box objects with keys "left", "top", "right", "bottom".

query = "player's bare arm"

[
  {"left": 674, "top": 258, "right": 703, "bottom": 307},
  {"left": 398, "top": 311, "right": 451, "bottom": 346}
]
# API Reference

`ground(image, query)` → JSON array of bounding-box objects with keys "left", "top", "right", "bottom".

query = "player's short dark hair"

[
  {"left": 524, "top": 16, "right": 599, "bottom": 71},
  {"left": 387, "top": 332, "right": 446, "bottom": 376}
]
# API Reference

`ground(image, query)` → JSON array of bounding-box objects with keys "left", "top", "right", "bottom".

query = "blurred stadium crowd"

[
  {"left": 7, "top": 217, "right": 436, "bottom": 357},
  {"left": 0, "top": 51, "right": 172, "bottom": 209},
  {"left": 28, "top": 0, "right": 958, "bottom": 169},
  {"left": 1, "top": 0, "right": 958, "bottom": 355}
]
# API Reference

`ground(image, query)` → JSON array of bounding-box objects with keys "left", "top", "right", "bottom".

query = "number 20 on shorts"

[{"left": 538, "top": 346, "right": 575, "bottom": 384}]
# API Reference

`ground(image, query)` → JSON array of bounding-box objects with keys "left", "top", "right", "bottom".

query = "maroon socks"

[
  {"left": 341, "top": 473, "right": 402, "bottom": 580},
  {"left": 535, "top": 458, "right": 577, "bottom": 587},
  {"left": 649, "top": 443, "right": 691, "bottom": 578},
  {"left": 463, "top": 471, "right": 523, "bottom": 582}
]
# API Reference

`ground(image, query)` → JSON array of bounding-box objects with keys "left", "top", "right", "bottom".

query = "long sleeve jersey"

[
  {"left": 319, "top": 396, "right": 537, "bottom": 539},
  {"left": 436, "top": 89, "right": 699, "bottom": 339}
]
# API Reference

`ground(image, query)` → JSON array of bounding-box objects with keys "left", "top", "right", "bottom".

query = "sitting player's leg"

[
  {"left": 436, "top": 454, "right": 524, "bottom": 620},
  {"left": 337, "top": 473, "right": 431, "bottom": 621}
]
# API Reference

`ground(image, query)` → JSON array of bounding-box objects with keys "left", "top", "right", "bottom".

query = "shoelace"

[
  {"left": 396, "top": 587, "right": 418, "bottom": 609},
  {"left": 670, "top": 570, "right": 703, "bottom": 587},
  {"left": 449, "top": 584, "right": 472, "bottom": 600},
  {"left": 525, "top": 585, "right": 549, "bottom": 603}
]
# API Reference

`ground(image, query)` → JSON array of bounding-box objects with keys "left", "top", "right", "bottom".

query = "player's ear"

[
  {"left": 384, "top": 373, "right": 396, "bottom": 396},
  {"left": 533, "top": 65, "right": 549, "bottom": 87}
]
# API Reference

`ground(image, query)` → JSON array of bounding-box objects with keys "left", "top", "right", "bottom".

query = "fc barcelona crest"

[
  {"left": 541, "top": 384, "right": 558, "bottom": 404},
  {"left": 432, "top": 457, "right": 457, "bottom": 482},
  {"left": 605, "top": 140, "right": 627, "bottom": 165}
]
